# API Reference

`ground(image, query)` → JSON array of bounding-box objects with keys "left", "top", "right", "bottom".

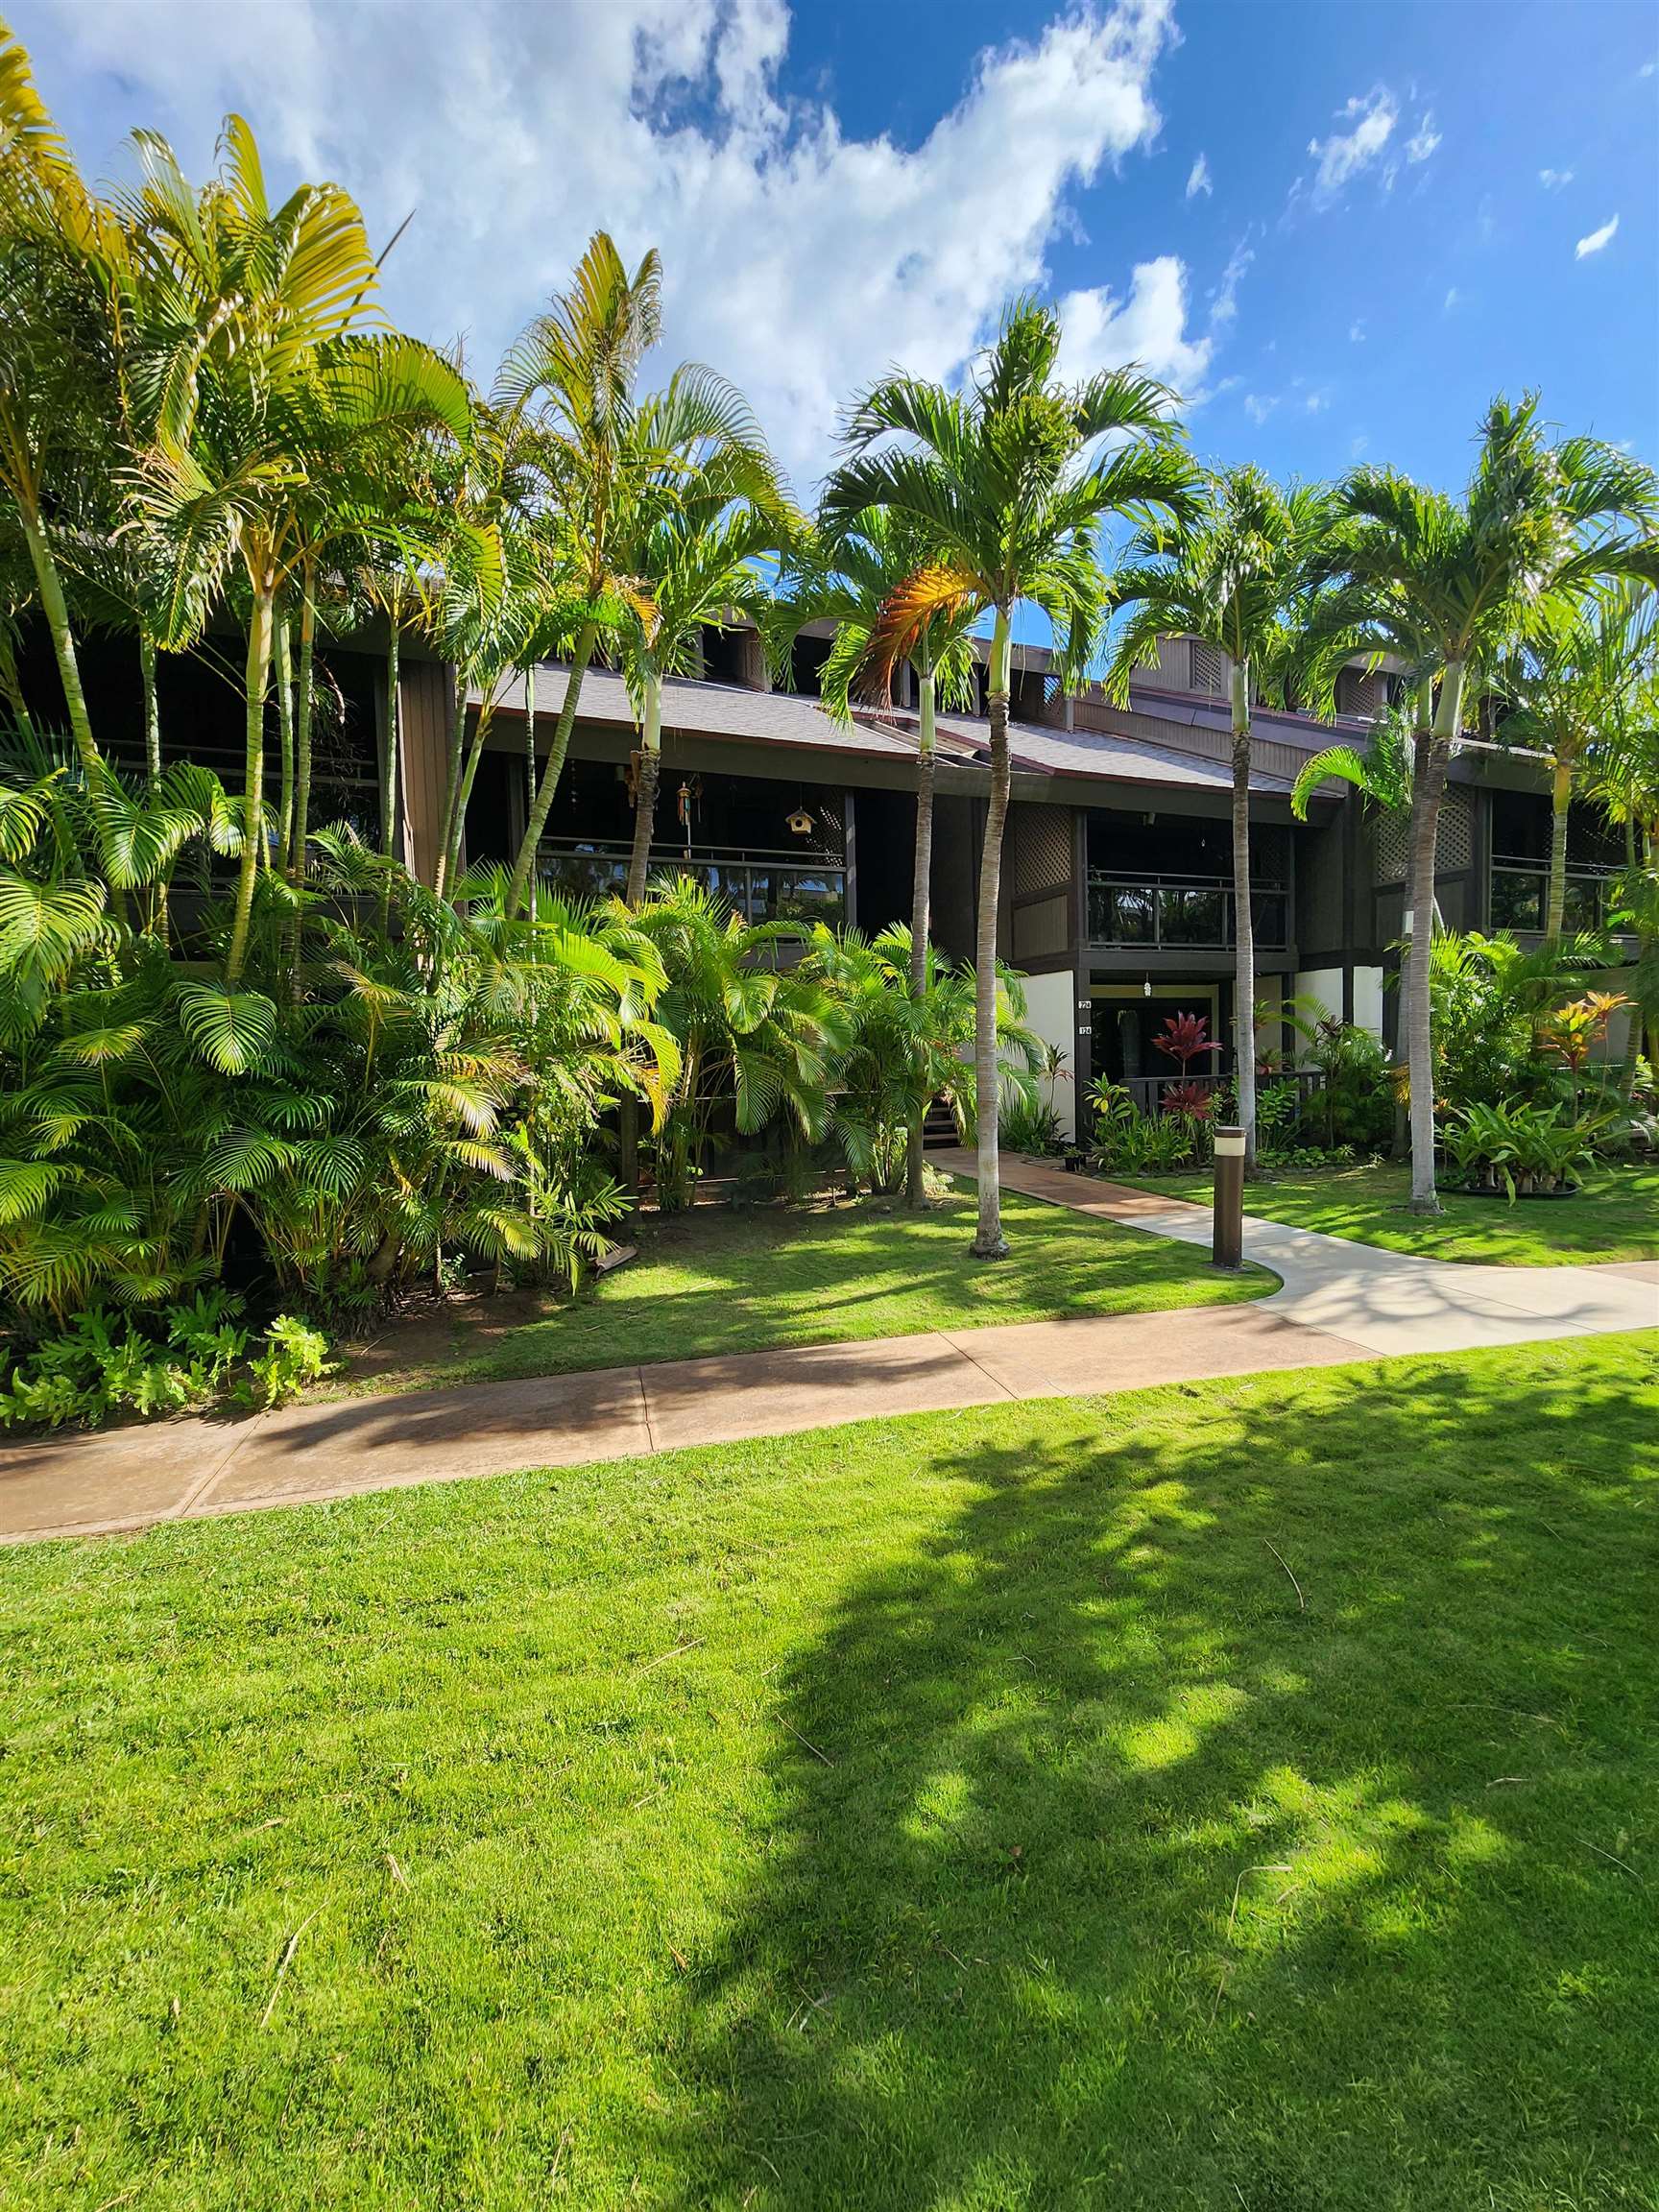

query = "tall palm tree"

[
  {"left": 771, "top": 509, "right": 979, "bottom": 1205},
  {"left": 617, "top": 489, "right": 786, "bottom": 909},
  {"left": 493, "top": 236, "right": 777, "bottom": 920},
  {"left": 1499, "top": 580, "right": 1656, "bottom": 946},
  {"left": 1316, "top": 397, "right": 1657, "bottom": 1211},
  {"left": 823, "top": 298, "right": 1195, "bottom": 1256},
  {"left": 122, "top": 118, "right": 471, "bottom": 979},
  {"left": 1105, "top": 469, "right": 1328, "bottom": 1167},
  {"left": 0, "top": 27, "right": 132, "bottom": 888}
]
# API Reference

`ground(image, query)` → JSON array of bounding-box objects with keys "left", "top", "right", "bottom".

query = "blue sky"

[{"left": 14, "top": 0, "right": 1658, "bottom": 505}]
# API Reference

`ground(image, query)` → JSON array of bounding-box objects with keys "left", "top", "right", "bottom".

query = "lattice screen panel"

[
  {"left": 1373, "top": 787, "right": 1473, "bottom": 886},
  {"left": 1190, "top": 643, "right": 1225, "bottom": 696},
  {"left": 1015, "top": 805, "right": 1072, "bottom": 895}
]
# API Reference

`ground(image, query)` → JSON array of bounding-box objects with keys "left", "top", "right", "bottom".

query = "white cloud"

[
  {"left": 1054, "top": 254, "right": 1213, "bottom": 398},
  {"left": 1538, "top": 167, "right": 1575, "bottom": 190},
  {"left": 1349, "top": 319, "right": 1366, "bottom": 342},
  {"left": 1350, "top": 433, "right": 1370, "bottom": 459},
  {"left": 1243, "top": 393, "right": 1278, "bottom": 426},
  {"left": 1303, "top": 386, "right": 1330, "bottom": 413},
  {"left": 1208, "top": 233, "right": 1252, "bottom": 326},
  {"left": 1185, "top": 151, "right": 1212, "bottom": 200},
  {"left": 1443, "top": 285, "right": 1459, "bottom": 312},
  {"left": 1405, "top": 110, "right": 1440, "bottom": 162},
  {"left": 1305, "top": 85, "right": 1397, "bottom": 208},
  {"left": 21, "top": 0, "right": 1181, "bottom": 491},
  {"left": 1575, "top": 214, "right": 1620, "bottom": 258},
  {"left": 1640, "top": 58, "right": 1657, "bottom": 77}
]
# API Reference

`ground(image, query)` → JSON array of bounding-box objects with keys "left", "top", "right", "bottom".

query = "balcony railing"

[
  {"left": 1087, "top": 871, "right": 1288, "bottom": 950},
  {"left": 1489, "top": 861, "right": 1622, "bottom": 935},
  {"left": 539, "top": 837, "right": 846, "bottom": 929}
]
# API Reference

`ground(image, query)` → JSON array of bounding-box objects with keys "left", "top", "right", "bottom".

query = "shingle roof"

[{"left": 480, "top": 663, "right": 1322, "bottom": 801}]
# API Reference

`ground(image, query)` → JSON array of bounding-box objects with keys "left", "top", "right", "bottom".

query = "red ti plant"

[
  {"left": 1154, "top": 1010, "right": 1221, "bottom": 1070},
  {"left": 1161, "top": 1080, "right": 1214, "bottom": 1119}
]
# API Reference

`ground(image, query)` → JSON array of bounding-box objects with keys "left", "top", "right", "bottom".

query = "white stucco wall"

[
  {"left": 1293, "top": 967, "right": 1343, "bottom": 1026},
  {"left": 1353, "top": 965, "right": 1385, "bottom": 1042},
  {"left": 1291, "top": 964, "right": 1386, "bottom": 1044},
  {"left": 1020, "top": 969, "right": 1079, "bottom": 1142}
]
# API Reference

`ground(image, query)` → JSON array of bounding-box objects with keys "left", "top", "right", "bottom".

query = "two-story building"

[
  {"left": 18, "top": 613, "right": 1629, "bottom": 1141},
  {"left": 402, "top": 620, "right": 1623, "bottom": 1138}
]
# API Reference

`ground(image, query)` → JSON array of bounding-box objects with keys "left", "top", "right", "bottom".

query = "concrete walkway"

[{"left": 2, "top": 1157, "right": 1652, "bottom": 1547}]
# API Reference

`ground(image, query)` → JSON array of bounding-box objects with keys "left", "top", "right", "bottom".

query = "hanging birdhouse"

[{"left": 786, "top": 807, "right": 815, "bottom": 838}]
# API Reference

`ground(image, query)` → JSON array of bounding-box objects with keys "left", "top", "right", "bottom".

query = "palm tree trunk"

[
  {"left": 1229, "top": 661, "right": 1258, "bottom": 1170},
  {"left": 972, "top": 612, "right": 1013, "bottom": 1260},
  {"left": 226, "top": 581, "right": 276, "bottom": 984},
  {"left": 524, "top": 661, "right": 538, "bottom": 825},
  {"left": 18, "top": 508, "right": 100, "bottom": 790},
  {"left": 441, "top": 699, "right": 496, "bottom": 897},
  {"left": 1406, "top": 660, "right": 1466, "bottom": 1213},
  {"left": 432, "top": 673, "right": 469, "bottom": 898},
  {"left": 0, "top": 623, "right": 34, "bottom": 739},
  {"left": 507, "top": 620, "right": 599, "bottom": 919},
  {"left": 275, "top": 613, "right": 295, "bottom": 866},
  {"left": 139, "top": 631, "right": 167, "bottom": 943},
  {"left": 1545, "top": 752, "right": 1572, "bottom": 946},
  {"left": 139, "top": 634, "right": 161, "bottom": 793},
  {"left": 616, "top": 674, "right": 662, "bottom": 1209},
  {"left": 1627, "top": 818, "right": 1654, "bottom": 1101},
  {"left": 19, "top": 504, "right": 126, "bottom": 911},
  {"left": 290, "top": 565, "right": 317, "bottom": 876},
  {"left": 624, "top": 674, "right": 662, "bottom": 908},
  {"left": 905, "top": 664, "right": 937, "bottom": 1210},
  {"left": 1392, "top": 711, "right": 1432, "bottom": 1160},
  {"left": 380, "top": 615, "right": 401, "bottom": 862}
]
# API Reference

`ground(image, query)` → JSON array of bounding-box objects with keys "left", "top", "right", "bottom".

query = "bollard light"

[{"left": 1212, "top": 1124, "right": 1245, "bottom": 1271}]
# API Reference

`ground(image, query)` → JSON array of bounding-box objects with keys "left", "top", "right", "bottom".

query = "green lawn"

[
  {"left": 6, "top": 1333, "right": 1659, "bottom": 2208},
  {"left": 337, "top": 1177, "right": 1272, "bottom": 1392},
  {"left": 1120, "top": 1158, "right": 1659, "bottom": 1265}
]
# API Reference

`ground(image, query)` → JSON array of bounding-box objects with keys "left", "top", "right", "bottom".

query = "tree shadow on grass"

[{"left": 653, "top": 1344, "right": 1659, "bottom": 2208}]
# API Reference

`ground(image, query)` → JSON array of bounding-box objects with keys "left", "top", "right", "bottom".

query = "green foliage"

[
  {"left": 1442, "top": 1097, "right": 1611, "bottom": 1200},
  {"left": 1086, "top": 1079, "right": 1207, "bottom": 1173},
  {"left": 0, "top": 1286, "right": 265, "bottom": 1430},
  {"left": 236, "top": 1312, "right": 333, "bottom": 1409}
]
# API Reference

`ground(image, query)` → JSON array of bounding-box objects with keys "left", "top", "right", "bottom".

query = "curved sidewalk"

[{"left": 1, "top": 1158, "right": 1652, "bottom": 1547}]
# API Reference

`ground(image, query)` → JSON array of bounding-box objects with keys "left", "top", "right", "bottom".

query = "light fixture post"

[{"left": 1212, "top": 1125, "right": 1245, "bottom": 1271}]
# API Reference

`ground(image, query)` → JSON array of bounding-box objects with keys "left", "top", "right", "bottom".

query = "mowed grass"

[
  {"left": 337, "top": 1177, "right": 1271, "bottom": 1392},
  {"left": 5, "top": 1334, "right": 1659, "bottom": 2209},
  {"left": 1121, "top": 1158, "right": 1659, "bottom": 1265}
]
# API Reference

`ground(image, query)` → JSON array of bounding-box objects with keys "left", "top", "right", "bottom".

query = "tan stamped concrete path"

[{"left": 2, "top": 1154, "right": 1653, "bottom": 1548}]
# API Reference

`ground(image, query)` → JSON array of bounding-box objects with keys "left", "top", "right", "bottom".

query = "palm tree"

[
  {"left": 616, "top": 447, "right": 789, "bottom": 909},
  {"left": 1499, "top": 581, "right": 1656, "bottom": 946},
  {"left": 1105, "top": 469, "right": 1329, "bottom": 1167},
  {"left": 123, "top": 118, "right": 471, "bottom": 981},
  {"left": 823, "top": 298, "right": 1195, "bottom": 1256},
  {"left": 1316, "top": 397, "right": 1657, "bottom": 1211},
  {"left": 1290, "top": 705, "right": 1426, "bottom": 1155},
  {"left": 0, "top": 29, "right": 132, "bottom": 887},
  {"left": 771, "top": 509, "right": 978, "bottom": 1205},
  {"left": 1580, "top": 605, "right": 1659, "bottom": 1082},
  {"left": 493, "top": 237, "right": 778, "bottom": 920}
]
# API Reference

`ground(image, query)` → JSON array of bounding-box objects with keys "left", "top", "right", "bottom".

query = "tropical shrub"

[
  {"left": 0, "top": 1291, "right": 329, "bottom": 1431},
  {"left": 1087, "top": 1080, "right": 1206, "bottom": 1174},
  {"left": 1442, "top": 1098, "right": 1610, "bottom": 1201}
]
